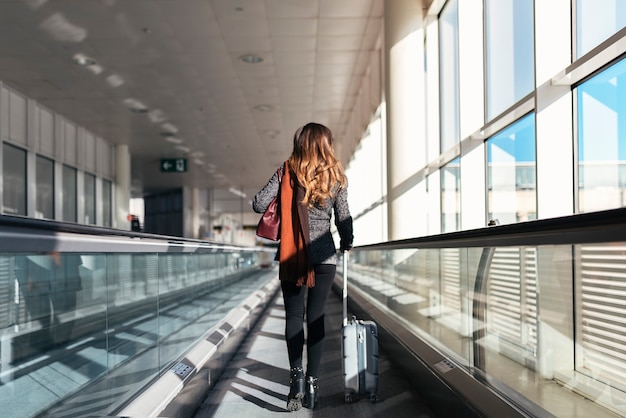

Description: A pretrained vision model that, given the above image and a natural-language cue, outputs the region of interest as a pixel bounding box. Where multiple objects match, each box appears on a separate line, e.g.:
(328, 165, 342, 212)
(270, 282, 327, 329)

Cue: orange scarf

(279, 162, 315, 287)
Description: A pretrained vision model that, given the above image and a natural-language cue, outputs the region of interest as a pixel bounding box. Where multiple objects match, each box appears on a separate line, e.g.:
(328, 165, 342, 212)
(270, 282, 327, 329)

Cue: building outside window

(577, 57, 626, 213)
(487, 113, 537, 224)
(439, 0, 460, 153)
(2, 143, 27, 215)
(36, 155, 54, 219)
(485, 0, 534, 120)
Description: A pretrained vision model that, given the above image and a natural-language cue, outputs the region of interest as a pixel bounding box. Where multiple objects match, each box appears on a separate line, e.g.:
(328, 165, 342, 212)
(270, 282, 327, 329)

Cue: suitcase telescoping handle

(342, 250, 349, 327)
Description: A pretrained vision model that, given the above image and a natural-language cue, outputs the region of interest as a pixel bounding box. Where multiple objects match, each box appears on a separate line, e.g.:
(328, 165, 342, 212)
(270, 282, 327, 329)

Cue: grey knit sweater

(252, 166, 353, 265)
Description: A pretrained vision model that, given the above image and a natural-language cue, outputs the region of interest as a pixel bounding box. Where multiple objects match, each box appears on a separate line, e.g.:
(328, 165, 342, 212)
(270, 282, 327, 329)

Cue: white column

(535, 0, 574, 219)
(458, 0, 486, 230)
(534, 0, 575, 381)
(384, 0, 425, 240)
(115, 144, 131, 230)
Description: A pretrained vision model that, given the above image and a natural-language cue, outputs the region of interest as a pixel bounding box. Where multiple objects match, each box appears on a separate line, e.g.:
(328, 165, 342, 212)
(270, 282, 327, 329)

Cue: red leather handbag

(256, 168, 282, 240)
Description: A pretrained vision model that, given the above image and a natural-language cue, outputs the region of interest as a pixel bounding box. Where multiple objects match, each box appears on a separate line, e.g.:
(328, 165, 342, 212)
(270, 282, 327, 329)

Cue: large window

(36, 155, 54, 219)
(441, 157, 461, 233)
(439, 0, 460, 152)
(84, 173, 96, 224)
(2, 143, 27, 215)
(62, 165, 77, 222)
(576, 0, 626, 58)
(102, 179, 112, 227)
(485, 0, 534, 120)
(487, 114, 537, 224)
(577, 58, 626, 213)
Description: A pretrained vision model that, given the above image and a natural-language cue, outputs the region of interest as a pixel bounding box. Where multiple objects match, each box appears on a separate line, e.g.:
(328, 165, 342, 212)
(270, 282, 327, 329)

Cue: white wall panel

(38, 106, 54, 156)
(84, 130, 96, 173)
(535, 0, 571, 86)
(460, 143, 486, 229)
(0, 85, 7, 141)
(536, 89, 574, 218)
(54, 114, 64, 159)
(96, 137, 112, 178)
(458, 0, 484, 140)
(27, 99, 37, 149)
(64, 121, 77, 165)
(8, 89, 26, 145)
(425, 16, 440, 163)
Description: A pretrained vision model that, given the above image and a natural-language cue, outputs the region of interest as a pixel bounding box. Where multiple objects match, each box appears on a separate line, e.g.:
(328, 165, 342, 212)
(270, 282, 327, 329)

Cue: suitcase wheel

(345, 394, 354, 404)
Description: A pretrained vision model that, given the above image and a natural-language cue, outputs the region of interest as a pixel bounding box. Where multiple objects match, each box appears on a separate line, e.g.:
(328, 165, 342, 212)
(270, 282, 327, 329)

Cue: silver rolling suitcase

(341, 251, 379, 403)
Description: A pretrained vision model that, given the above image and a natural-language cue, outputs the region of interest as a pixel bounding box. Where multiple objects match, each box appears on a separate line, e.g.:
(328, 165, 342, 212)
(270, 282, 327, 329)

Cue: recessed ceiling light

(239, 54, 263, 64)
(123, 98, 148, 113)
(73, 53, 96, 67)
(161, 123, 178, 134)
(106, 74, 125, 88)
(254, 104, 273, 112)
(148, 109, 167, 123)
(165, 136, 184, 144)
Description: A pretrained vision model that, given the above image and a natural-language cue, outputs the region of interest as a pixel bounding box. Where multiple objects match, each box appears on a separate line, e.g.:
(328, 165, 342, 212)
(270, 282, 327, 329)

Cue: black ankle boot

(304, 375, 319, 409)
(286, 366, 305, 411)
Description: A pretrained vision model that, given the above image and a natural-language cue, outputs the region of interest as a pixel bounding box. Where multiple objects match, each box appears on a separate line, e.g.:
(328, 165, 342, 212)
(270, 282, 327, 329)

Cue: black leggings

(281, 264, 336, 377)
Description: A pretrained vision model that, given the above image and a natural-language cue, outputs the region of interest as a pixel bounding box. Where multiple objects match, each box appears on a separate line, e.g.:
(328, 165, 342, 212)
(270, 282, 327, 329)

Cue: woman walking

(252, 122, 353, 411)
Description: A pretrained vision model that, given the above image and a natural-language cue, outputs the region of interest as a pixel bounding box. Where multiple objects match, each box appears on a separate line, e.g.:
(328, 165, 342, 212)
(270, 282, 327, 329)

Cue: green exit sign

(160, 158, 187, 173)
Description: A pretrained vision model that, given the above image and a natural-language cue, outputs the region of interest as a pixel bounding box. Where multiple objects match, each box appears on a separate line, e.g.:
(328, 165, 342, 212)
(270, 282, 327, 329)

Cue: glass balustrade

(0, 221, 275, 417)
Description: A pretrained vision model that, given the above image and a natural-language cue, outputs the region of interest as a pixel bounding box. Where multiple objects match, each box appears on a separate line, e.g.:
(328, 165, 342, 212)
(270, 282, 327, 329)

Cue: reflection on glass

(36, 155, 55, 219)
(12, 253, 86, 356)
(62, 165, 77, 222)
(102, 179, 112, 227)
(481, 246, 538, 376)
(0, 246, 265, 417)
(2, 143, 27, 215)
(439, 0, 460, 152)
(577, 57, 626, 213)
(575, 243, 626, 396)
(485, 0, 534, 120)
(441, 157, 460, 232)
(487, 113, 536, 224)
(576, 0, 626, 58)
(350, 241, 626, 416)
(84, 173, 96, 224)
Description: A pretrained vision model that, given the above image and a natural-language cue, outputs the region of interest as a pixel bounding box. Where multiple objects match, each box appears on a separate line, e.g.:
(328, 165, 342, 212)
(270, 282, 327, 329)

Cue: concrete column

(115, 144, 131, 230)
(384, 0, 425, 240)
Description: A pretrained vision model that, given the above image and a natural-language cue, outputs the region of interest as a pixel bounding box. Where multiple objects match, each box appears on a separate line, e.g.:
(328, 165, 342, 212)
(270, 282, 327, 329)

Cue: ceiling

(0, 0, 390, 211)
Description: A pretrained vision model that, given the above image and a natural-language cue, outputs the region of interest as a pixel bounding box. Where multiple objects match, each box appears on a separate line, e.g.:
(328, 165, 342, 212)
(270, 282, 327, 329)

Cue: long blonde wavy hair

(287, 122, 347, 207)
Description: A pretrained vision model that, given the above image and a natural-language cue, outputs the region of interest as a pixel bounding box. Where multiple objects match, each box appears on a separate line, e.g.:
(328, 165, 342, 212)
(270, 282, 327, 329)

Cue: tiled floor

(194, 286, 437, 418)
